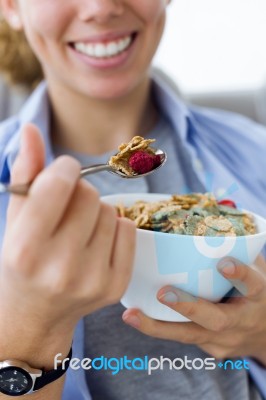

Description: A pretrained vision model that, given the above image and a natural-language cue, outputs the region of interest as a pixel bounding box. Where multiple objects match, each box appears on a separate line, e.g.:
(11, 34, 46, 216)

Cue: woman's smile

(68, 31, 138, 70)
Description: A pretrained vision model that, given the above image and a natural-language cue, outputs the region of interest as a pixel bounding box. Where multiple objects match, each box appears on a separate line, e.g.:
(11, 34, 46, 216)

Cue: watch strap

(33, 347, 72, 391)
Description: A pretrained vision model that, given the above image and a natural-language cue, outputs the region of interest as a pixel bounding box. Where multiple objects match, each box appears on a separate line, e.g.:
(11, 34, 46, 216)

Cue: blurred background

(1, 0, 266, 125)
(153, 0, 266, 125)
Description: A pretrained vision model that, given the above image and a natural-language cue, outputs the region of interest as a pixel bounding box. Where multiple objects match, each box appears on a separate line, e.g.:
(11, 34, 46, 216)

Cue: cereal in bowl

(116, 193, 257, 237)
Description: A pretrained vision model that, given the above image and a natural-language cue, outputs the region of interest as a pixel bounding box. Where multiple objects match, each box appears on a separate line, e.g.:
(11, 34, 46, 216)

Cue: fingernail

(159, 290, 179, 304)
(123, 314, 140, 329)
(217, 259, 236, 275)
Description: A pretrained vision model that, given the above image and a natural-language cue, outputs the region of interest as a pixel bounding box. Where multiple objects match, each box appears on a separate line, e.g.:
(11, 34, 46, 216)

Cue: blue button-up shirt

(1, 72, 266, 399)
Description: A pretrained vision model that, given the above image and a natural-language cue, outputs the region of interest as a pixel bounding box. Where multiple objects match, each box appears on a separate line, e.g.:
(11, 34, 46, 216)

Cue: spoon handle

(0, 182, 31, 196)
(80, 163, 111, 177)
(0, 164, 111, 196)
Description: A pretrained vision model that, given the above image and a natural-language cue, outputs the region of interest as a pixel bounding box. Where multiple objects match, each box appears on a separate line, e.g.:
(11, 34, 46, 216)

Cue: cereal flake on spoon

(109, 136, 161, 176)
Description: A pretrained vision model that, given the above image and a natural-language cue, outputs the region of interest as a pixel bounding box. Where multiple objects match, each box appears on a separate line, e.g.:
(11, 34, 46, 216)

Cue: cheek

(133, 0, 166, 25)
(20, 0, 71, 41)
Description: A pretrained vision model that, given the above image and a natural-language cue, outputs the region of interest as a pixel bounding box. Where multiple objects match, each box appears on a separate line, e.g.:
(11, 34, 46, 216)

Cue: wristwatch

(0, 347, 72, 397)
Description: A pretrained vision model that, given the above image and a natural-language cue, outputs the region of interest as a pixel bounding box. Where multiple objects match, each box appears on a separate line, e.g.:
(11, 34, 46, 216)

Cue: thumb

(11, 123, 45, 185)
(7, 123, 46, 223)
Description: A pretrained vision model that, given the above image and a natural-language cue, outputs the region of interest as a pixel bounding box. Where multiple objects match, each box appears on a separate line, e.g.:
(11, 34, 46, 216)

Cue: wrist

(0, 319, 75, 370)
(0, 338, 73, 397)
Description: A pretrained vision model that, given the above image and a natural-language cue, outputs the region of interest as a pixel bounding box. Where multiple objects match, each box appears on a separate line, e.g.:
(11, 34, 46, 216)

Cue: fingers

(111, 217, 136, 269)
(140, 256, 266, 333)
(157, 287, 238, 332)
(11, 156, 81, 243)
(79, 214, 136, 306)
(85, 202, 118, 263)
(217, 257, 265, 301)
(122, 309, 211, 345)
(7, 124, 45, 223)
(253, 253, 266, 275)
(108, 217, 136, 299)
(54, 180, 101, 248)
(121, 257, 266, 354)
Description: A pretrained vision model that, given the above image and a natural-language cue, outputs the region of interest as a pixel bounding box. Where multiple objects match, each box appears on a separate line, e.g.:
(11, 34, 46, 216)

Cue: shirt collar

(5, 81, 54, 174)
(151, 68, 190, 142)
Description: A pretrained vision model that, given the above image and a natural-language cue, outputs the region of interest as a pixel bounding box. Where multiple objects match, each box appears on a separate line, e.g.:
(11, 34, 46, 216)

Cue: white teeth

(85, 43, 94, 56)
(124, 36, 131, 47)
(118, 39, 124, 52)
(75, 42, 86, 52)
(94, 43, 106, 57)
(74, 35, 133, 58)
(106, 42, 118, 57)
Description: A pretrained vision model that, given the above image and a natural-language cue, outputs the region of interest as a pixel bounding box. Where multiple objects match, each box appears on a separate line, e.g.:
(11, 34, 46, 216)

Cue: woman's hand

(122, 255, 266, 366)
(0, 123, 136, 365)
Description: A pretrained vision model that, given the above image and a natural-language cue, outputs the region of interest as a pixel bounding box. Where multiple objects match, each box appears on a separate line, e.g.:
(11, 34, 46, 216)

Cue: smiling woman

(0, 1, 266, 400)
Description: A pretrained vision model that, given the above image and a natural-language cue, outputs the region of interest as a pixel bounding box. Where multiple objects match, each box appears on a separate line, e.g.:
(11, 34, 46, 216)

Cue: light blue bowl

(102, 193, 266, 321)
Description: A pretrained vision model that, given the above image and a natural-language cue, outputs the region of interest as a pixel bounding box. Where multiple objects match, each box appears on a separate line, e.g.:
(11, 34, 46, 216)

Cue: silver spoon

(0, 148, 167, 196)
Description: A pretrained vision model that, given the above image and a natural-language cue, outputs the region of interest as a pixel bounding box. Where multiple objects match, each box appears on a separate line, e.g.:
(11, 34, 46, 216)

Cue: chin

(79, 74, 145, 101)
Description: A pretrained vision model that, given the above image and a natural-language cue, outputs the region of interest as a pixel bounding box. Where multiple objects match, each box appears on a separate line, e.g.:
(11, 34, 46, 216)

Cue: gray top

(53, 114, 262, 400)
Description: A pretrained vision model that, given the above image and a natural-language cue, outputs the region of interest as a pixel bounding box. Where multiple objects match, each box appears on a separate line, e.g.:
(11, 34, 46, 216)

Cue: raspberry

(217, 199, 237, 208)
(129, 151, 157, 174)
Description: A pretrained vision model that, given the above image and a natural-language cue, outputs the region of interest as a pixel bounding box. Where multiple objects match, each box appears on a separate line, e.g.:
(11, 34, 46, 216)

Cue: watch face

(0, 367, 33, 396)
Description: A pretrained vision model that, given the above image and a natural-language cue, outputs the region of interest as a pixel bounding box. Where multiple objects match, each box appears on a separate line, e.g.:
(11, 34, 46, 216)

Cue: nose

(78, 0, 124, 24)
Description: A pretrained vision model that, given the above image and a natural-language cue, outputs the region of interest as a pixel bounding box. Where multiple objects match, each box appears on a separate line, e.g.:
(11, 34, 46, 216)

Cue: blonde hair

(0, 18, 43, 88)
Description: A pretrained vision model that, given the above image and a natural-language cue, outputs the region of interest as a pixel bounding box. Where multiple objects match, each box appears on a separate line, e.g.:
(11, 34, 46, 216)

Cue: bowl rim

(101, 193, 266, 239)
